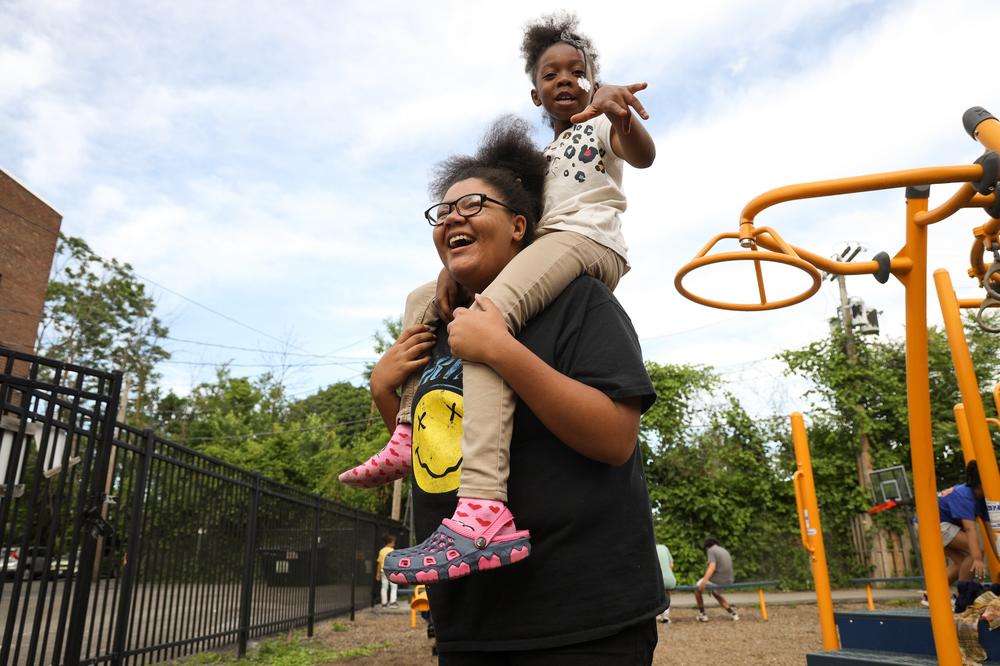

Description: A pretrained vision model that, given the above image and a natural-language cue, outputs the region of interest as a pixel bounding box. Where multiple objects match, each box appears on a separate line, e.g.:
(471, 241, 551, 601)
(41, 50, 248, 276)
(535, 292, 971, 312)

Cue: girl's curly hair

(520, 11, 600, 82)
(429, 115, 547, 243)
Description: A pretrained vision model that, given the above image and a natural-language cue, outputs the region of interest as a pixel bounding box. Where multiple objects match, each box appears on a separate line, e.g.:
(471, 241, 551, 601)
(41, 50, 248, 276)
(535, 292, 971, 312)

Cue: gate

(0, 348, 406, 665)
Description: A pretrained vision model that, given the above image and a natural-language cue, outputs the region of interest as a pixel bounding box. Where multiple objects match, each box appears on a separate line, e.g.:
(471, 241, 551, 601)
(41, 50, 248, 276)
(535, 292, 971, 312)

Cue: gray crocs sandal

(384, 507, 530, 585)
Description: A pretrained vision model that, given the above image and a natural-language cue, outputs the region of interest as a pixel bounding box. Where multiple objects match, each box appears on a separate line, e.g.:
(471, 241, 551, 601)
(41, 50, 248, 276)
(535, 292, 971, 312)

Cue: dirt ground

(308, 602, 899, 665)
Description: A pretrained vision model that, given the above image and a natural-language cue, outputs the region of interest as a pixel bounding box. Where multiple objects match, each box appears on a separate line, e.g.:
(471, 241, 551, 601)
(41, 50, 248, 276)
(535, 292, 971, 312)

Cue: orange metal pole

(935, 270, 1000, 568)
(903, 194, 961, 665)
(994, 384, 1000, 415)
(758, 588, 768, 621)
(955, 405, 977, 462)
(865, 583, 875, 611)
(739, 165, 982, 226)
(790, 412, 838, 650)
(969, 115, 1000, 153)
(952, 404, 1000, 581)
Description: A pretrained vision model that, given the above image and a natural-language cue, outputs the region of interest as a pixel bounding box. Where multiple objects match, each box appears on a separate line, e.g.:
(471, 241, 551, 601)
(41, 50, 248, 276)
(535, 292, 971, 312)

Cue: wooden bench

(846, 576, 924, 610)
(673, 580, 779, 620)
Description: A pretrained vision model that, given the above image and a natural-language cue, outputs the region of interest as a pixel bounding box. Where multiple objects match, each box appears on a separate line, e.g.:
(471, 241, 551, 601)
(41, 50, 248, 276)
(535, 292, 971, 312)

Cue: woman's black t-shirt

(409, 276, 665, 652)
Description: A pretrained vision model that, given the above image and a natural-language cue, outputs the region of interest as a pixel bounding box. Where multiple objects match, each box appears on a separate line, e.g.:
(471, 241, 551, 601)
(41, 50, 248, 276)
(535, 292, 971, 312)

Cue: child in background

(936, 461, 999, 584)
(341, 12, 656, 582)
(376, 533, 398, 608)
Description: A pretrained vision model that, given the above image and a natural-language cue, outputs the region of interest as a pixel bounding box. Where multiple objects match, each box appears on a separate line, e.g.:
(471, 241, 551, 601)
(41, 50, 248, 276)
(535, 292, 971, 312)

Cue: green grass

(179, 637, 391, 665)
(329, 621, 349, 633)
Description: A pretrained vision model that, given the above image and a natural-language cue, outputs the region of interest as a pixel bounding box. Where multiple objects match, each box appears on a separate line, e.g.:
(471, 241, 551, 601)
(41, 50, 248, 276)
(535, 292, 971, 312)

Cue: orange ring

(675, 251, 822, 311)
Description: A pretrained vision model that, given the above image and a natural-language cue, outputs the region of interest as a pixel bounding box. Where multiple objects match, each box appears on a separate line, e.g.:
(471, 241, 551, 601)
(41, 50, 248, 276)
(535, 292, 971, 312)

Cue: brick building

(0, 168, 62, 354)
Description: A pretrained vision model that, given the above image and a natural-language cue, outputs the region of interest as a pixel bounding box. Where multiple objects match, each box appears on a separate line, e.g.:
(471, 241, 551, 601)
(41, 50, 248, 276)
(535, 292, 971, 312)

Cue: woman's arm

(448, 295, 641, 465)
(369, 324, 437, 431)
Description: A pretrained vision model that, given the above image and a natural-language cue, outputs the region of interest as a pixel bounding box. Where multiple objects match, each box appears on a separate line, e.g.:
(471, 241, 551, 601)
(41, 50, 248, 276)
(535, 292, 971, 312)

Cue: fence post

(307, 497, 319, 637)
(237, 473, 262, 658)
(110, 429, 155, 665)
(349, 514, 359, 621)
(64, 370, 123, 666)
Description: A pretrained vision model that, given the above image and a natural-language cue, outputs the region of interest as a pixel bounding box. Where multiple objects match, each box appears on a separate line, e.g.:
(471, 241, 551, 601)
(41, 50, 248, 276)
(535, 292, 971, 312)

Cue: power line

(640, 315, 743, 342)
(164, 335, 376, 360)
(175, 415, 381, 444)
(132, 270, 321, 356)
(0, 202, 60, 239)
(160, 359, 371, 369)
(0, 307, 39, 318)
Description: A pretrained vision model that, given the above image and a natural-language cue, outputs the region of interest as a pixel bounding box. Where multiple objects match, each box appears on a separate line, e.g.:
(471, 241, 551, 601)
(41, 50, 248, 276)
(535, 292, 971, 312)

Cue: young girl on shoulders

(341, 12, 656, 583)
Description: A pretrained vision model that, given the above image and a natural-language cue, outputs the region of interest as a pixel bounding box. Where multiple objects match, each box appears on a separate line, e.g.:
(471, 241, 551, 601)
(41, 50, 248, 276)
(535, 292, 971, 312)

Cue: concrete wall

(0, 169, 62, 354)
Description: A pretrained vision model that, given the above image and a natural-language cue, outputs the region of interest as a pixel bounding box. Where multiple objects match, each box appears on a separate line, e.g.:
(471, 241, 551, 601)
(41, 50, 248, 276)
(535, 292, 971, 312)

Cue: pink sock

(338, 423, 412, 488)
(450, 497, 518, 538)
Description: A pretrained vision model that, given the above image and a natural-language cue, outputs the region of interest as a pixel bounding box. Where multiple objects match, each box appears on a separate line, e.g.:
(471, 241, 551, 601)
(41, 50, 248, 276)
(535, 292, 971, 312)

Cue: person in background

(376, 533, 399, 608)
(695, 537, 739, 622)
(656, 543, 676, 624)
(937, 461, 1000, 584)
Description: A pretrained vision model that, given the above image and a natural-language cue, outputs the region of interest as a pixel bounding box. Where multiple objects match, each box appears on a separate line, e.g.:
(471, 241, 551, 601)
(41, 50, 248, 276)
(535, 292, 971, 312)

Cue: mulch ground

(306, 601, 914, 665)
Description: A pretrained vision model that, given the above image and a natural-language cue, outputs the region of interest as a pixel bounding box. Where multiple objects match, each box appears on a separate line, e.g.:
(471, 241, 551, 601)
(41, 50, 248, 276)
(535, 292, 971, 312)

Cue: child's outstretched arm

(570, 82, 655, 169)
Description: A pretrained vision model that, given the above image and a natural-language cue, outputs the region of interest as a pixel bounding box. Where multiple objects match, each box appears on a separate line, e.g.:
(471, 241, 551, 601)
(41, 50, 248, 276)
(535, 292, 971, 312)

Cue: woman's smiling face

(432, 177, 527, 295)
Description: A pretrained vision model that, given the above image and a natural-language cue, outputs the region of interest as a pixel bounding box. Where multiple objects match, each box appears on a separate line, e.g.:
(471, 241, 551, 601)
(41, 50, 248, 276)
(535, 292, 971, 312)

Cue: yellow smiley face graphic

(412, 389, 464, 494)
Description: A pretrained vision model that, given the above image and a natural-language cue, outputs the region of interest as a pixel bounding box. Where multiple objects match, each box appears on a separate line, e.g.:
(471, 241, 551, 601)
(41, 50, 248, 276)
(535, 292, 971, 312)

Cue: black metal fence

(0, 348, 407, 665)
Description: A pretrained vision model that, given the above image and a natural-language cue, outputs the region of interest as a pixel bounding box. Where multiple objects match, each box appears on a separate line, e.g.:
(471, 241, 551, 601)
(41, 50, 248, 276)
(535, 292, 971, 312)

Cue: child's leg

(339, 282, 438, 489)
(383, 232, 624, 584)
(460, 231, 625, 501)
(396, 282, 440, 423)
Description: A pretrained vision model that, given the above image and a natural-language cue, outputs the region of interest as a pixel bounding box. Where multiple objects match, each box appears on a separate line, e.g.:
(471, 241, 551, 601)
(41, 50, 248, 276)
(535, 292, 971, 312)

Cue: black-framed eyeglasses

(424, 193, 519, 226)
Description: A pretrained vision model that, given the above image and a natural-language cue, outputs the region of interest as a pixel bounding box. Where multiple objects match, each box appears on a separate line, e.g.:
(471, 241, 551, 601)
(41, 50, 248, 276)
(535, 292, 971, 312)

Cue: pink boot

(338, 424, 412, 488)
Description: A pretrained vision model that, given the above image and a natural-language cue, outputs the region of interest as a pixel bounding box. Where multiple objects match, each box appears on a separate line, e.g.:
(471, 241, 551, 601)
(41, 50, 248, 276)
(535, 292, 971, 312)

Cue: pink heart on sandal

(448, 562, 471, 578)
(415, 569, 439, 583)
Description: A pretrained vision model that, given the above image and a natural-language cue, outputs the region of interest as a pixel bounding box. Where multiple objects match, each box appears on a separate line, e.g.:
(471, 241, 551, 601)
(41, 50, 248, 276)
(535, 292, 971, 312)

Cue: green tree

(639, 362, 802, 584)
(778, 316, 1000, 578)
(39, 233, 169, 423)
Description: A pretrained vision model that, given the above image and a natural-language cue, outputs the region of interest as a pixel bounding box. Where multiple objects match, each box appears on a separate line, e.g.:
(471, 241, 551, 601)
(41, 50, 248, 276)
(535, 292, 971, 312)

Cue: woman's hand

(370, 324, 437, 397)
(435, 267, 469, 322)
(972, 558, 987, 580)
(447, 294, 510, 365)
(570, 82, 649, 126)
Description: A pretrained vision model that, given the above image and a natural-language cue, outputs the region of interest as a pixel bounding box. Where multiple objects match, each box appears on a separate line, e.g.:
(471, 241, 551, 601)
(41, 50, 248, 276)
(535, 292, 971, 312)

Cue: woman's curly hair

(520, 11, 600, 82)
(429, 115, 547, 243)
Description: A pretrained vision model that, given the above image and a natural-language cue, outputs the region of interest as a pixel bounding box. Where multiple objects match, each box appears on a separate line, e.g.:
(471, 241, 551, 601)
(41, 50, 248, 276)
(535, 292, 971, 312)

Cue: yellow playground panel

(409, 584, 429, 629)
(676, 106, 1000, 666)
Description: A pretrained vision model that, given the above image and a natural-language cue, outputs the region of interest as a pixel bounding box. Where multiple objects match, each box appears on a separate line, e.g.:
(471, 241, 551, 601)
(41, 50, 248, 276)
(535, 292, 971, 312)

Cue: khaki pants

(397, 230, 626, 501)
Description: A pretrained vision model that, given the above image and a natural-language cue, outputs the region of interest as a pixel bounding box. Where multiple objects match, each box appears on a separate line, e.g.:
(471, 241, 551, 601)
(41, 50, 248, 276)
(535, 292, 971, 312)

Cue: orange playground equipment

(676, 107, 1000, 666)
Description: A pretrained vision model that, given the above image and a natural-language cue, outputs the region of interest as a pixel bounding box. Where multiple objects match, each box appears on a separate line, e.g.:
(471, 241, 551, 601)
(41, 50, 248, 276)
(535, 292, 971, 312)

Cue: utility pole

(829, 246, 902, 577)
(835, 274, 875, 498)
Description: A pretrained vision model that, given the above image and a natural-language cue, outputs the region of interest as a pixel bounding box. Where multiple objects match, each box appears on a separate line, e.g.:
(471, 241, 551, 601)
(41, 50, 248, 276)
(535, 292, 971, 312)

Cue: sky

(2, 0, 999, 420)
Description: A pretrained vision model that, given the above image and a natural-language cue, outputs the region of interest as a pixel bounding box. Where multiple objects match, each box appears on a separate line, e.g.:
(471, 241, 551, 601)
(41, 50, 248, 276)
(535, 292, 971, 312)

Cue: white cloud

(3, 0, 999, 405)
(0, 34, 56, 106)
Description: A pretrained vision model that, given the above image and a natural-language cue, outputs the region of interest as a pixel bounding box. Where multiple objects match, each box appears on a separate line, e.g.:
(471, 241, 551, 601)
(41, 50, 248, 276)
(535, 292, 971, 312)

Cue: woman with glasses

(339, 15, 656, 587)
(361, 116, 663, 662)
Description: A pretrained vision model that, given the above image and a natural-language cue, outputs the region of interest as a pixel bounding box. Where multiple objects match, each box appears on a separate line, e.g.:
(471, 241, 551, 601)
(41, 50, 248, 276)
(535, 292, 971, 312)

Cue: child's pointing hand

(570, 82, 650, 127)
